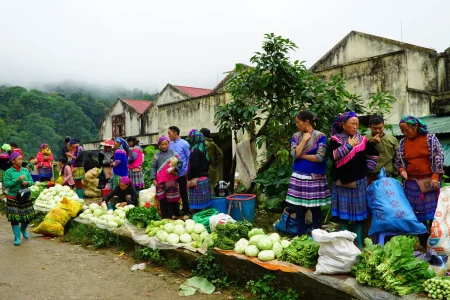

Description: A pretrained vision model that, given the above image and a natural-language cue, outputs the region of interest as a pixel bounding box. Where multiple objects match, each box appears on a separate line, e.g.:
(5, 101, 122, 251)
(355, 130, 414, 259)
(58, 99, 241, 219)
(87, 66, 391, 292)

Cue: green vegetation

(192, 249, 230, 289)
(61, 222, 124, 249)
(246, 274, 299, 300)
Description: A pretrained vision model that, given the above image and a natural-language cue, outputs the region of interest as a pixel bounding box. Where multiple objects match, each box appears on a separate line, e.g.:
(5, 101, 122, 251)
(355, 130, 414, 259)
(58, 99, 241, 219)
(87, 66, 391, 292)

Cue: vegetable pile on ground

(423, 277, 450, 299)
(212, 221, 253, 250)
(278, 235, 319, 268)
(30, 182, 47, 200)
(78, 203, 132, 228)
(351, 236, 436, 296)
(146, 218, 213, 248)
(34, 184, 83, 209)
(231, 227, 292, 262)
(126, 206, 161, 228)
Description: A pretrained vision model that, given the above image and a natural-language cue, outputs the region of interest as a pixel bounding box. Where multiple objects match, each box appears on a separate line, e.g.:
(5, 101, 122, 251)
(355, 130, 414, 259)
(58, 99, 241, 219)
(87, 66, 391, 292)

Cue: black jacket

(84, 158, 100, 173)
(187, 150, 210, 180)
(104, 185, 137, 206)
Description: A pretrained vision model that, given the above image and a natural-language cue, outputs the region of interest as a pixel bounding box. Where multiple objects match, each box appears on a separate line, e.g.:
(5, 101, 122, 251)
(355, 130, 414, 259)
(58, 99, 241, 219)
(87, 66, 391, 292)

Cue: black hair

(10, 143, 18, 148)
(369, 115, 384, 125)
(58, 157, 70, 173)
(200, 128, 211, 138)
(296, 111, 318, 126)
(127, 136, 140, 145)
(169, 126, 180, 135)
(88, 152, 94, 158)
(64, 136, 71, 143)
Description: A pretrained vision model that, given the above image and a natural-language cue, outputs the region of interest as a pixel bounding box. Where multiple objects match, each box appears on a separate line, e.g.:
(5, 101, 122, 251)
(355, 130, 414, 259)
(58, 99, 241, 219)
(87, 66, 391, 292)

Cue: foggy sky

(1, 0, 449, 92)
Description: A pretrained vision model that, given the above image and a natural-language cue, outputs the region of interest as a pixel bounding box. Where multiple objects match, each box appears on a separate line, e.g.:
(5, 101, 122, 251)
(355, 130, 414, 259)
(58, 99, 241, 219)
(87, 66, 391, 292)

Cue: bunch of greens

(351, 236, 436, 296)
(278, 235, 320, 268)
(126, 206, 161, 228)
(212, 221, 253, 250)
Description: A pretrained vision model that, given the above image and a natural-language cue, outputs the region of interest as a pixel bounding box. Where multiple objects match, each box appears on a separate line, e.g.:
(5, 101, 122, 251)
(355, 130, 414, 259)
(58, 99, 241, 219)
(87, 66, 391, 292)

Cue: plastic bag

(274, 207, 298, 235)
(139, 186, 156, 207)
(193, 208, 219, 233)
(428, 186, 450, 255)
(312, 229, 361, 275)
(85, 168, 101, 181)
(209, 213, 234, 232)
(33, 207, 71, 237)
(84, 189, 101, 198)
(367, 168, 427, 236)
(56, 196, 83, 217)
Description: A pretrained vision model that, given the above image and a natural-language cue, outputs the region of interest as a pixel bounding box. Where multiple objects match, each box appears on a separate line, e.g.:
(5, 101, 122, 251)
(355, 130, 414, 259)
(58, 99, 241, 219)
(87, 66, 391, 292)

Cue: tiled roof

(121, 99, 152, 114)
(173, 85, 212, 97)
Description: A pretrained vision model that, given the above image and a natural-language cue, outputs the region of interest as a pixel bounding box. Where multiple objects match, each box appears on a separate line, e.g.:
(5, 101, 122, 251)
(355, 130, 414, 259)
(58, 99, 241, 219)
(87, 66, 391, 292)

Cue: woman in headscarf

(395, 115, 444, 248)
(110, 138, 130, 190)
(187, 129, 211, 212)
(327, 111, 379, 249)
(127, 136, 145, 192)
(286, 111, 331, 236)
(103, 176, 137, 209)
(98, 139, 114, 188)
(67, 138, 85, 198)
(150, 136, 183, 219)
(36, 143, 54, 182)
(0, 144, 12, 189)
(3, 151, 35, 246)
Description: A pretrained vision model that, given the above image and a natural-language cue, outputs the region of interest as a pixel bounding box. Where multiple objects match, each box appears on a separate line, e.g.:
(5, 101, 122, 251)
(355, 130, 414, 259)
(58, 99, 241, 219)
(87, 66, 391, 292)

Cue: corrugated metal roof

(174, 85, 212, 97)
(390, 115, 450, 136)
(441, 144, 450, 167)
(121, 99, 152, 114)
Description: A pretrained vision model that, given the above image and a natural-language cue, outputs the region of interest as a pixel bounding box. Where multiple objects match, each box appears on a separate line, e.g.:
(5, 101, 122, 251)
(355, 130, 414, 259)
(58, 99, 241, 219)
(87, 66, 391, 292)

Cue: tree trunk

(229, 153, 237, 194)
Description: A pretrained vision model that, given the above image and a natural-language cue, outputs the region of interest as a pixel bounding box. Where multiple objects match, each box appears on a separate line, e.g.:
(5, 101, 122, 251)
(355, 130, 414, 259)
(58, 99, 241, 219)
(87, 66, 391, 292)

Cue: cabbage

(200, 231, 209, 239)
(101, 202, 108, 211)
(167, 233, 180, 244)
(272, 242, 283, 257)
(89, 203, 100, 211)
(249, 234, 266, 246)
(84, 209, 92, 215)
(93, 209, 105, 217)
(245, 245, 260, 257)
(180, 233, 192, 243)
(106, 210, 114, 215)
(258, 250, 275, 261)
(201, 236, 214, 248)
(269, 233, 281, 244)
(281, 240, 291, 249)
(234, 238, 249, 254)
(185, 219, 195, 227)
(163, 223, 175, 233)
(191, 233, 200, 241)
(185, 224, 195, 234)
(173, 224, 185, 236)
(156, 230, 169, 242)
(248, 228, 265, 238)
(82, 214, 93, 220)
(194, 223, 206, 234)
(174, 219, 185, 226)
(107, 221, 118, 228)
(257, 237, 273, 251)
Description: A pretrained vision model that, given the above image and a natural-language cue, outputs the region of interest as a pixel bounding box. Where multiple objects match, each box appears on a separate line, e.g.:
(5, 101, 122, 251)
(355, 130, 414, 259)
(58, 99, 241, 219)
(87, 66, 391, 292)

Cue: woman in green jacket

(4, 151, 35, 246)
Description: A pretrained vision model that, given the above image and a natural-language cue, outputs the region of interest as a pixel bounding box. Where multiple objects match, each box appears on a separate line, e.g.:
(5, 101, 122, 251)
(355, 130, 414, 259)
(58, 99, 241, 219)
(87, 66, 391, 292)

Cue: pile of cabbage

(233, 228, 291, 261)
(34, 185, 83, 209)
(146, 219, 212, 248)
(78, 203, 133, 228)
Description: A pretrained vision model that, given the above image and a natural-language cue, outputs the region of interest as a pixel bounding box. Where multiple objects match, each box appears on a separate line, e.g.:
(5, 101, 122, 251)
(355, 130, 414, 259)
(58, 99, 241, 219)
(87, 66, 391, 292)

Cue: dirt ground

(0, 217, 229, 300)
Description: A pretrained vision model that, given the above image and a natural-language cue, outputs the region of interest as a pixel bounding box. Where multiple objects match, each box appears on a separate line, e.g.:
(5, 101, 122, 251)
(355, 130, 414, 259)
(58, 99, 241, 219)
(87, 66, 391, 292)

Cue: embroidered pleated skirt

(286, 172, 331, 207)
(404, 180, 439, 222)
(331, 177, 368, 221)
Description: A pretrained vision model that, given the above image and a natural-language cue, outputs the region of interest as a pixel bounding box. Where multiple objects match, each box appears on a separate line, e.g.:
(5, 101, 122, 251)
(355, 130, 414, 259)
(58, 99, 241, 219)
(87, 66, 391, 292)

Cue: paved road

(0, 217, 226, 300)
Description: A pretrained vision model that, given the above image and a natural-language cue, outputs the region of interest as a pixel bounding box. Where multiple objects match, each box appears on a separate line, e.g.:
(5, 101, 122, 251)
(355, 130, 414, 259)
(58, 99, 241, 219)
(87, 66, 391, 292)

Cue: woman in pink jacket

(58, 158, 75, 188)
(127, 137, 144, 192)
(36, 143, 54, 182)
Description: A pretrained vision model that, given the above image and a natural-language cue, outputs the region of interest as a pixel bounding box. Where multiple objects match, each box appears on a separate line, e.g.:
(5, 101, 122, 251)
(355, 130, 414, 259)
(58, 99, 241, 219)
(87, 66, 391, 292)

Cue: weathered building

(311, 31, 450, 123)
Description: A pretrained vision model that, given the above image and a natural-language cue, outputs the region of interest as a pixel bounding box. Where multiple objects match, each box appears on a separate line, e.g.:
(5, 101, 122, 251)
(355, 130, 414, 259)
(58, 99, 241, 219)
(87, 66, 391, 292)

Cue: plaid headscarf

(158, 135, 170, 145)
(187, 129, 209, 161)
(9, 151, 21, 162)
(115, 137, 130, 154)
(399, 115, 428, 134)
(332, 111, 358, 135)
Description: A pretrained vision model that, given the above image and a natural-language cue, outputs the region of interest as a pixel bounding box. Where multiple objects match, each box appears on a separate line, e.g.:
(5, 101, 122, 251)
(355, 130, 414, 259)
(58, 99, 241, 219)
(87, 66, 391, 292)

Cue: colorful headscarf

(115, 137, 130, 154)
(399, 115, 428, 134)
(332, 111, 358, 135)
(1, 144, 11, 152)
(187, 129, 209, 161)
(158, 135, 170, 145)
(120, 176, 132, 185)
(69, 138, 79, 146)
(9, 151, 21, 162)
(40, 143, 48, 150)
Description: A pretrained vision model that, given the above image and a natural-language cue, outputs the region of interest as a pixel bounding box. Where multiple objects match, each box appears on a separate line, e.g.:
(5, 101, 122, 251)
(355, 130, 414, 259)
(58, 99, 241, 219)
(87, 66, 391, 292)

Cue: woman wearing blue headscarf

(110, 138, 130, 191)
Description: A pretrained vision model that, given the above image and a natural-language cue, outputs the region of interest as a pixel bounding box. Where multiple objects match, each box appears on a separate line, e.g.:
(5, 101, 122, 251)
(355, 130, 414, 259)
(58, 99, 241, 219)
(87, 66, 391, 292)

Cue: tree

(214, 33, 394, 204)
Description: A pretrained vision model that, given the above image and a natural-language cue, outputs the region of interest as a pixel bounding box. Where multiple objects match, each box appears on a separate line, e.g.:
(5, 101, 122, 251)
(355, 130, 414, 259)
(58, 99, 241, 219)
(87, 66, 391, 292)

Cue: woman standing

(186, 130, 212, 212)
(150, 136, 183, 219)
(395, 115, 444, 247)
(4, 151, 35, 246)
(36, 143, 54, 182)
(110, 138, 130, 190)
(127, 136, 145, 192)
(67, 138, 85, 198)
(328, 111, 378, 249)
(98, 139, 114, 188)
(286, 111, 331, 236)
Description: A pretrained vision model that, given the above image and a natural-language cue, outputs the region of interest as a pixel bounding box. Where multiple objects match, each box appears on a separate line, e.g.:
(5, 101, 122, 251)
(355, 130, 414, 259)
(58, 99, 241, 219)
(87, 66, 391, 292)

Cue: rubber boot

(20, 222, 29, 239)
(76, 188, 84, 199)
(12, 225, 21, 246)
(107, 202, 114, 210)
(339, 222, 349, 231)
(354, 223, 364, 249)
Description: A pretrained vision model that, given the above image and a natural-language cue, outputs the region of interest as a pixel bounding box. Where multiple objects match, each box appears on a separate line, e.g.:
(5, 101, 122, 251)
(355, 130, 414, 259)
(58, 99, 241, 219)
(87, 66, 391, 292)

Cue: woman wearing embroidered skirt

(286, 111, 331, 236)
(328, 111, 378, 249)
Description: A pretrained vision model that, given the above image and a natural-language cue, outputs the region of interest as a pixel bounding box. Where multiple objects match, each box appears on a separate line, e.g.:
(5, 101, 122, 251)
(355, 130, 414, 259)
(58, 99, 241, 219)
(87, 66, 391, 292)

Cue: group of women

(287, 110, 444, 249)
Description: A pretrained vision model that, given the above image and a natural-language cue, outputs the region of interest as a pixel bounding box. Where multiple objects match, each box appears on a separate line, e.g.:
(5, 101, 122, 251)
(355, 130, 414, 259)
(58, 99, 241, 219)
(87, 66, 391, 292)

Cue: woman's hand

(18, 175, 25, 181)
(302, 132, 311, 143)
(431, 180, 440, 189)
(348, 136, 360, 147)
(21, 181, 28, 187)
(153, 180, 158, 186)
(118, 202, 127, 208)
(400, 171, 408, 180)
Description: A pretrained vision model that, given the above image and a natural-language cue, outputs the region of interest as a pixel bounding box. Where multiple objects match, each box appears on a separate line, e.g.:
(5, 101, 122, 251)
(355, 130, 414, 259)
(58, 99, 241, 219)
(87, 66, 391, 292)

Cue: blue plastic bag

(367, 168, 427, 236)
(274, 207, 312, 235)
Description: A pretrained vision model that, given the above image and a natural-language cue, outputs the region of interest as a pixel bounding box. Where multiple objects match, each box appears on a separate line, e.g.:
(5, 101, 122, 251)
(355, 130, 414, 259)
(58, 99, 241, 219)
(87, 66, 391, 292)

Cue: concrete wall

(156, 85, 187, 106)
(406, 51, 437, 91)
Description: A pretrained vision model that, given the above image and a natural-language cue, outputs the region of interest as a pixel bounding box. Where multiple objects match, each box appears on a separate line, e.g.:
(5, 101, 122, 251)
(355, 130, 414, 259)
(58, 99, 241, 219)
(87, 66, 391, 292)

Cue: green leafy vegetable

(126, 206, 161, 228)
(278, 235, 319, 268)
(212, 221, 253, 250)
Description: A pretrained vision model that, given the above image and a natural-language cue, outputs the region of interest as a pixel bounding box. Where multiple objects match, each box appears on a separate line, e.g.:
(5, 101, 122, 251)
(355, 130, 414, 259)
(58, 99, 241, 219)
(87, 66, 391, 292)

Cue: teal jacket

(3, 167, 34, 197)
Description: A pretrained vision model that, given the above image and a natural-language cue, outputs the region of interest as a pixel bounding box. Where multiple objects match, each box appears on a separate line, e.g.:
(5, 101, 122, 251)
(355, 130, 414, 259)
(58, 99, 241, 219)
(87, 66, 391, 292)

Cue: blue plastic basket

(210, 197, 228, 214)
(226, 194, 256, 222)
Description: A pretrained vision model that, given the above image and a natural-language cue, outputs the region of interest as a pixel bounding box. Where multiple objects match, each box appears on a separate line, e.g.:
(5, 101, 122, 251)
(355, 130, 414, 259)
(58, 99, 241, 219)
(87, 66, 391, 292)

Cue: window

(112, 113, 125, 138)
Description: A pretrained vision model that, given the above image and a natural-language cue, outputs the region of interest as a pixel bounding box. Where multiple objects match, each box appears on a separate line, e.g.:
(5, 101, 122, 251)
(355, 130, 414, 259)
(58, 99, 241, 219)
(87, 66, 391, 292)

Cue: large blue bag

(367, 168, 427, 236)
(274, 207, 312, 235)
